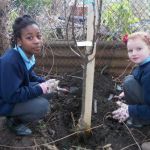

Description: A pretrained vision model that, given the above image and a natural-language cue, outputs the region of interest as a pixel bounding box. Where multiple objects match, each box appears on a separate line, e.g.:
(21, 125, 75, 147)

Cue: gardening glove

(112, 101, 129, 122)
(39, 79, 59, 94)
(46, 79, 59, 93)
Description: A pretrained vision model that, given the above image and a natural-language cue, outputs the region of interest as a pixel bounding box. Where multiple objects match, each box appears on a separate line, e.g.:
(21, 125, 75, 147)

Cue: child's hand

(112, 101, 129, 122)
(39, 79, 59, 94)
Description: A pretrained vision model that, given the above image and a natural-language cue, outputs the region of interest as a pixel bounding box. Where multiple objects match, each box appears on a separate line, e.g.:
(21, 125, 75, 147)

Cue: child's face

(127, 37, 150, 64)
(17, 24, 43, 57)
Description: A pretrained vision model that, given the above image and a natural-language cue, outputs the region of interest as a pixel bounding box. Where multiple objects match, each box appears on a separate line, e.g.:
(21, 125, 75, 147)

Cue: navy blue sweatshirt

(0, 49, 45, 115)
(129, 61, 150, 121)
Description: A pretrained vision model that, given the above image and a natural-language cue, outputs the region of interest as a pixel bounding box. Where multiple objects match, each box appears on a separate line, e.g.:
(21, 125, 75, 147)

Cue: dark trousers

(8, 82, 51, 123)
(123, 75, 144, 105)
(9, 96, 50, 123)
(122, 75, 150, 124)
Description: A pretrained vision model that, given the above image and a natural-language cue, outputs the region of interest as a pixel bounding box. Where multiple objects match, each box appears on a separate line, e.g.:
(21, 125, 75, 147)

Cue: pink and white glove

(39, 79, 59, 94)
(112, 101, 129, 122)
(46, 79, 59, 93)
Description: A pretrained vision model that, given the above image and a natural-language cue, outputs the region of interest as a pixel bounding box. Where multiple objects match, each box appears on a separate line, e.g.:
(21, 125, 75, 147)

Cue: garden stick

(78, 0, 100, 131)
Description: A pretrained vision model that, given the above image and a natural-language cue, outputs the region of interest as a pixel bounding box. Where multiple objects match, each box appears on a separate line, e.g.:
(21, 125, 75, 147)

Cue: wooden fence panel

(36, 41, 133, 77)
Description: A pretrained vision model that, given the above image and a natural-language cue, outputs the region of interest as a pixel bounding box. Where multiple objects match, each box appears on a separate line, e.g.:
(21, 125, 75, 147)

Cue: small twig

(66, 74, 83, 80)
(72, 145, 92, 150)
(120, 143, 137, 150)
(71, 112, 76, 128)
(122, 122, 142, 150)
(102, 112, 112, 125)
(113, 62, 133, 82)
(67, 69, 83, 76)
(100, 65, 108, 75)
(33, 138, 41, 150)
(94, 99, 97, 113)
(142, 139, 150, 143)
(131, 128, 147, 142)
(45, 111, 57, 124)
(42, 144, 58, 150)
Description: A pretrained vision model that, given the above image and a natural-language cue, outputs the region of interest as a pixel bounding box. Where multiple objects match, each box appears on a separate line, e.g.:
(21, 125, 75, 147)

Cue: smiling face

(127, 37, 150, 64)
(17, 24, 43, 57)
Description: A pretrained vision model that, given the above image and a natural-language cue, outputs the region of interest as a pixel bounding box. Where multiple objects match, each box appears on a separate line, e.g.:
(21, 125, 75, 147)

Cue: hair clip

(122, 34, 128, 44)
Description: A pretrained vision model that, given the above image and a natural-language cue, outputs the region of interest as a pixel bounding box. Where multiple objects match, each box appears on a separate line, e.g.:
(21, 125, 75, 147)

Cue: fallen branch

(0, 124, 103, 149)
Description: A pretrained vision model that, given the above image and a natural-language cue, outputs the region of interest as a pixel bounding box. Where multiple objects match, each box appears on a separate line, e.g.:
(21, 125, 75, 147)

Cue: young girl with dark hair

(0, 15, 59, 136)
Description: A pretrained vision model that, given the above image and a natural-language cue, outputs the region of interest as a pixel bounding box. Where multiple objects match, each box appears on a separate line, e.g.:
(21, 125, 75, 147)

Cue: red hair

(128, 32, 150, 46)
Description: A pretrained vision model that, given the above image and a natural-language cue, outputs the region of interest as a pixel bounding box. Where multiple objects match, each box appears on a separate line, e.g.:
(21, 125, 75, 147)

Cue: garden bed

(0, 71, 150, 150)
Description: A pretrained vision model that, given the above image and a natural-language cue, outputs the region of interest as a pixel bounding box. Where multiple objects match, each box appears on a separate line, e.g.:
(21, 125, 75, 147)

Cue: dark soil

(0, 71, 150, 150)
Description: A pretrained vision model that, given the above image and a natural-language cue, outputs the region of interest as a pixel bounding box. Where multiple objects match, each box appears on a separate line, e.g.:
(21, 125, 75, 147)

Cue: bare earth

(0, 71, 150, 150)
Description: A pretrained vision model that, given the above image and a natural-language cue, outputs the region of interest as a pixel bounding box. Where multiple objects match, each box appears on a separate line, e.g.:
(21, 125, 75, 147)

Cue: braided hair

(10, 15, 38, 48)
